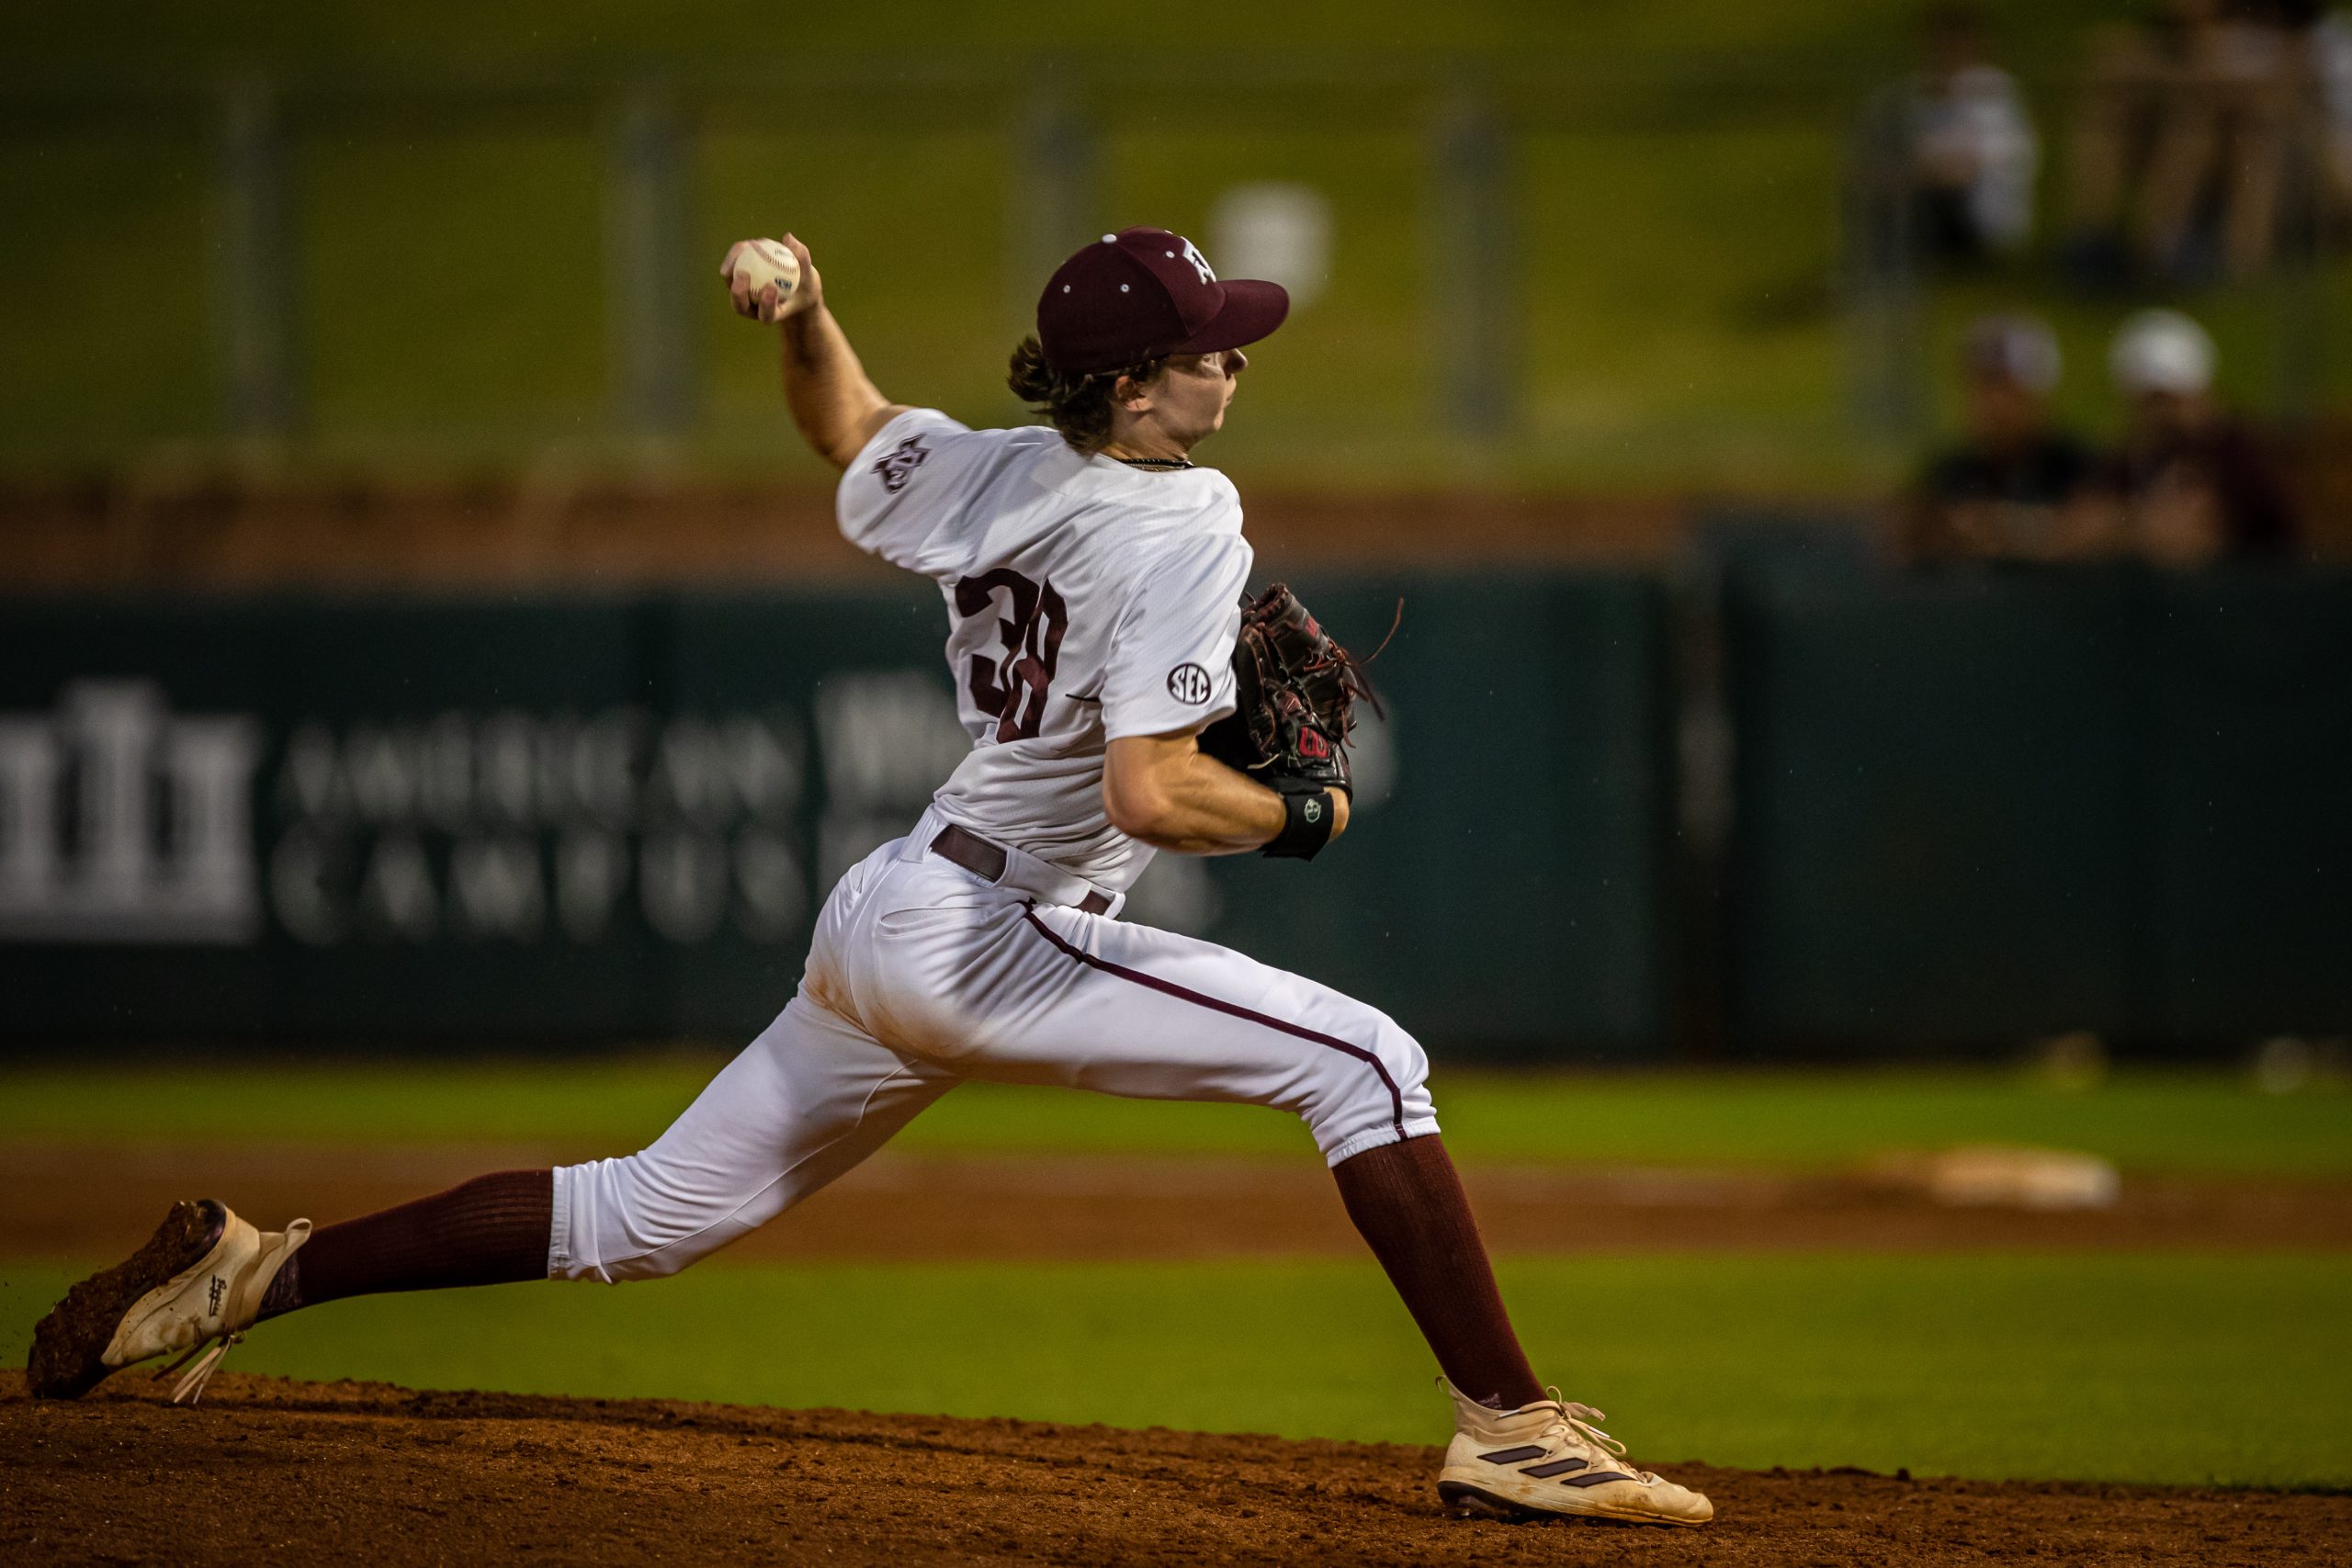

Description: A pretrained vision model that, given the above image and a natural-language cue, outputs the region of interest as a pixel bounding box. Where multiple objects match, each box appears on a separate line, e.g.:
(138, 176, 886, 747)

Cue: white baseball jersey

(836, 407, 1252, 893)
(550, 409, 1440, 1289)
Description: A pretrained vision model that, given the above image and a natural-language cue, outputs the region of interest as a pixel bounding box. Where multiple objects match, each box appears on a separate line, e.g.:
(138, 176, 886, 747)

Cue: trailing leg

(1329, 1134, 1541, 1409)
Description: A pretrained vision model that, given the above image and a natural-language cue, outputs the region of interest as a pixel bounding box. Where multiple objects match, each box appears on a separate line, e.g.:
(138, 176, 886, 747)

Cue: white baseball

(727, 239, 800, 313)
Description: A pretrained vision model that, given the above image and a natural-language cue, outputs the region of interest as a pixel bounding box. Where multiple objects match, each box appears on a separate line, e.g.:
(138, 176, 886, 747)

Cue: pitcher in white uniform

(27, 226, 1711, 1529)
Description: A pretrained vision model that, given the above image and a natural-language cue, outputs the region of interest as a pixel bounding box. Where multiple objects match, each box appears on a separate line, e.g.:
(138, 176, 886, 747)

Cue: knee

(1297, 1009, 1439, 1167)
(1374, 1015, 1437, 1127)
(1382, 1017, 1431, 1099)
(1349, 1005, 1430, 1093)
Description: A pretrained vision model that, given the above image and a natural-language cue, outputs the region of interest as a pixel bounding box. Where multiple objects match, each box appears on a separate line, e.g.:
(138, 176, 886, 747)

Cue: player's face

(1151, 349, 1248, 443)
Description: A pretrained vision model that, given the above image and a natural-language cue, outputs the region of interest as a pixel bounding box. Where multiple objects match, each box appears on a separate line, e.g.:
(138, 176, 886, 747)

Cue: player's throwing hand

(719, 233, 819, 324)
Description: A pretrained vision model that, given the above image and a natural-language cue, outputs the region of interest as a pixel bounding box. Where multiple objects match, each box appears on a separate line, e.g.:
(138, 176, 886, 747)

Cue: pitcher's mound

(2, 1372, 2341, 1564)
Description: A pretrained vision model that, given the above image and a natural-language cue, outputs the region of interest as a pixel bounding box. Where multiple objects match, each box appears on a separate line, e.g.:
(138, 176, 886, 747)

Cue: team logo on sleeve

(874, 435, 930, 494)
(1167, 663, 1212, 705)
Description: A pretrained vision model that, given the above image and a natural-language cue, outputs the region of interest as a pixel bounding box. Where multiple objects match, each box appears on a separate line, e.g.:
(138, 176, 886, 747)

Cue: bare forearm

(1106, 731, 1351, 855)
(1121, 750, 1287, 854)
(778, 305, 899, 468)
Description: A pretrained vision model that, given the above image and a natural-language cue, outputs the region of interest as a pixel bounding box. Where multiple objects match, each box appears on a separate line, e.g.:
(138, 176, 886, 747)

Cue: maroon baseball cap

(1035, 227, 1290, 374)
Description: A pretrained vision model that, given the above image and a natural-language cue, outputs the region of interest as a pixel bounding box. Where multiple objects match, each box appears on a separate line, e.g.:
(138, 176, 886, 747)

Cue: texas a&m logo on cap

(1035, 226, 1288, 374)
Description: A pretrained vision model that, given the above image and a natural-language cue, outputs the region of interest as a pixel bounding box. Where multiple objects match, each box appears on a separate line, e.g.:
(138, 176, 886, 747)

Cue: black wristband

(1262, 788, 1337, 861)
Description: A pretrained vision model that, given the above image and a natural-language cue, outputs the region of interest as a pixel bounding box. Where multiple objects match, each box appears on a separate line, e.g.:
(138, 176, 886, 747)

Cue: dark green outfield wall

(1725, 564, 2352, 1054)
(0, 577, 1671, 1055)
(1, 567, 2343, 1057)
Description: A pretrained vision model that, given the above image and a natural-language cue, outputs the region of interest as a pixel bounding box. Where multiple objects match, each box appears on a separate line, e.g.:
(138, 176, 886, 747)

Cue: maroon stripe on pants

(1018, 904, 1407, 1141)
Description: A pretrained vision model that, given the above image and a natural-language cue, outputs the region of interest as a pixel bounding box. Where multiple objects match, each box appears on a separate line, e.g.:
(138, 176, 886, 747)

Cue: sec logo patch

(1167, 662, 1212, 705)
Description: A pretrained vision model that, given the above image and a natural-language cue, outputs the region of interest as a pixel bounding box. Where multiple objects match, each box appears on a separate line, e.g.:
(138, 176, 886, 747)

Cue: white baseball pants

(550, 808, 1439, 1283)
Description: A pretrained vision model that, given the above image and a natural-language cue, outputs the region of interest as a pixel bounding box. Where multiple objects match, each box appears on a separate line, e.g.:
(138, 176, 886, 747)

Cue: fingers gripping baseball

(720, 233, 819, 324)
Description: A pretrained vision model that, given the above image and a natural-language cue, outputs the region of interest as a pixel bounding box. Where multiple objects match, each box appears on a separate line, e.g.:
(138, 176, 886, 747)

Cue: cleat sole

(1439, 1478, 1711, 1529)
(25, 1199, 225, 1401)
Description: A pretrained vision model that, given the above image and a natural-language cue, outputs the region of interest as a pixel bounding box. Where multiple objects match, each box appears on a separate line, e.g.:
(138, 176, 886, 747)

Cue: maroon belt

(930, 824, 1114, 916)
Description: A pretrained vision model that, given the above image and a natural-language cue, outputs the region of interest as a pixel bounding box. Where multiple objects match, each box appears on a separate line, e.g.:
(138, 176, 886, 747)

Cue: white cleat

(27, 1198, 310, 1404)
(1435, 1376, 1714, 1527)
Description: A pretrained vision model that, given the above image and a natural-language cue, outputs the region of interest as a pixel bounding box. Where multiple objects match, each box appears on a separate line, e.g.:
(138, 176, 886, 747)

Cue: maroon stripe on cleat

(1560, 1471, 1636, 1487)
(1475, 1446, 1548, 1466)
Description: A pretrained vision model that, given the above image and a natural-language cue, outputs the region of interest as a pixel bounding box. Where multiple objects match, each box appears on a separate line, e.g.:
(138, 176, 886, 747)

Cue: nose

(1227, 348, 1248, 376)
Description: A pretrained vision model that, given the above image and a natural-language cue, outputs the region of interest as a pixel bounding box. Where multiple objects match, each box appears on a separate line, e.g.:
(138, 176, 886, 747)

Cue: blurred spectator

(1905, 6, 2041, 263)
(2312, 8, 2352, 212)
(1851, 6, 2036, 275)
(2064, 0, 2313, 285)
(1905, 315, 2098, 564)
(2099, 308, 2301, 564)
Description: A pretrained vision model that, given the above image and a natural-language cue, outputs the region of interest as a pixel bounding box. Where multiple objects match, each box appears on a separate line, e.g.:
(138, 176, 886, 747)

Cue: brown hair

(1006, 336, 1169, 453)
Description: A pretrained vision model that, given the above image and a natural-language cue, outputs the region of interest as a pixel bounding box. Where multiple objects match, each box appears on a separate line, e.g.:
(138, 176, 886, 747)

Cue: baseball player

(28, 226, 1710, 1529)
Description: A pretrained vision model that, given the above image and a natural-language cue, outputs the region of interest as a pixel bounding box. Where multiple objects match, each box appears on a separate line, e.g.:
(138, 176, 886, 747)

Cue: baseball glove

(1197, 583, 1384, 796)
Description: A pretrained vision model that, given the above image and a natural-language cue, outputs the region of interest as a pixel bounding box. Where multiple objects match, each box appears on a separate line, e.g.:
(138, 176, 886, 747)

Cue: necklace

(1112, 455, 1193, 471)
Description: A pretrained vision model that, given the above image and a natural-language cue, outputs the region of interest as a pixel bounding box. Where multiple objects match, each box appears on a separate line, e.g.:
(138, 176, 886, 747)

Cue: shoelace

(1534, 1390, 1660, 1483)
(154, 1330, 243, 1406)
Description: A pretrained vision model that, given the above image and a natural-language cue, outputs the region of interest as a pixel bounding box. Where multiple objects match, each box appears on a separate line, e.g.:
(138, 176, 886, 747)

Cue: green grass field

(9, 0, 2351, 489)
(5, 1060, 2348, 1487)
(3, 1253, 2345, 1488)
(5, 1059, 2346, 1174)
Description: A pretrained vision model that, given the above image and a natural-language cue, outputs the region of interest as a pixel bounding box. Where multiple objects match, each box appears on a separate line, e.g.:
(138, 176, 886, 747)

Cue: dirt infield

(6, 1143, 2350, 1261)
(3, 1371, 2344, 1566)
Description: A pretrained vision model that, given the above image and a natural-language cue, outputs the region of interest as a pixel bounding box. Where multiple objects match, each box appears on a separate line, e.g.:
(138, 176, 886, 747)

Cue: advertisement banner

(0, 578, 1674, 1056)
